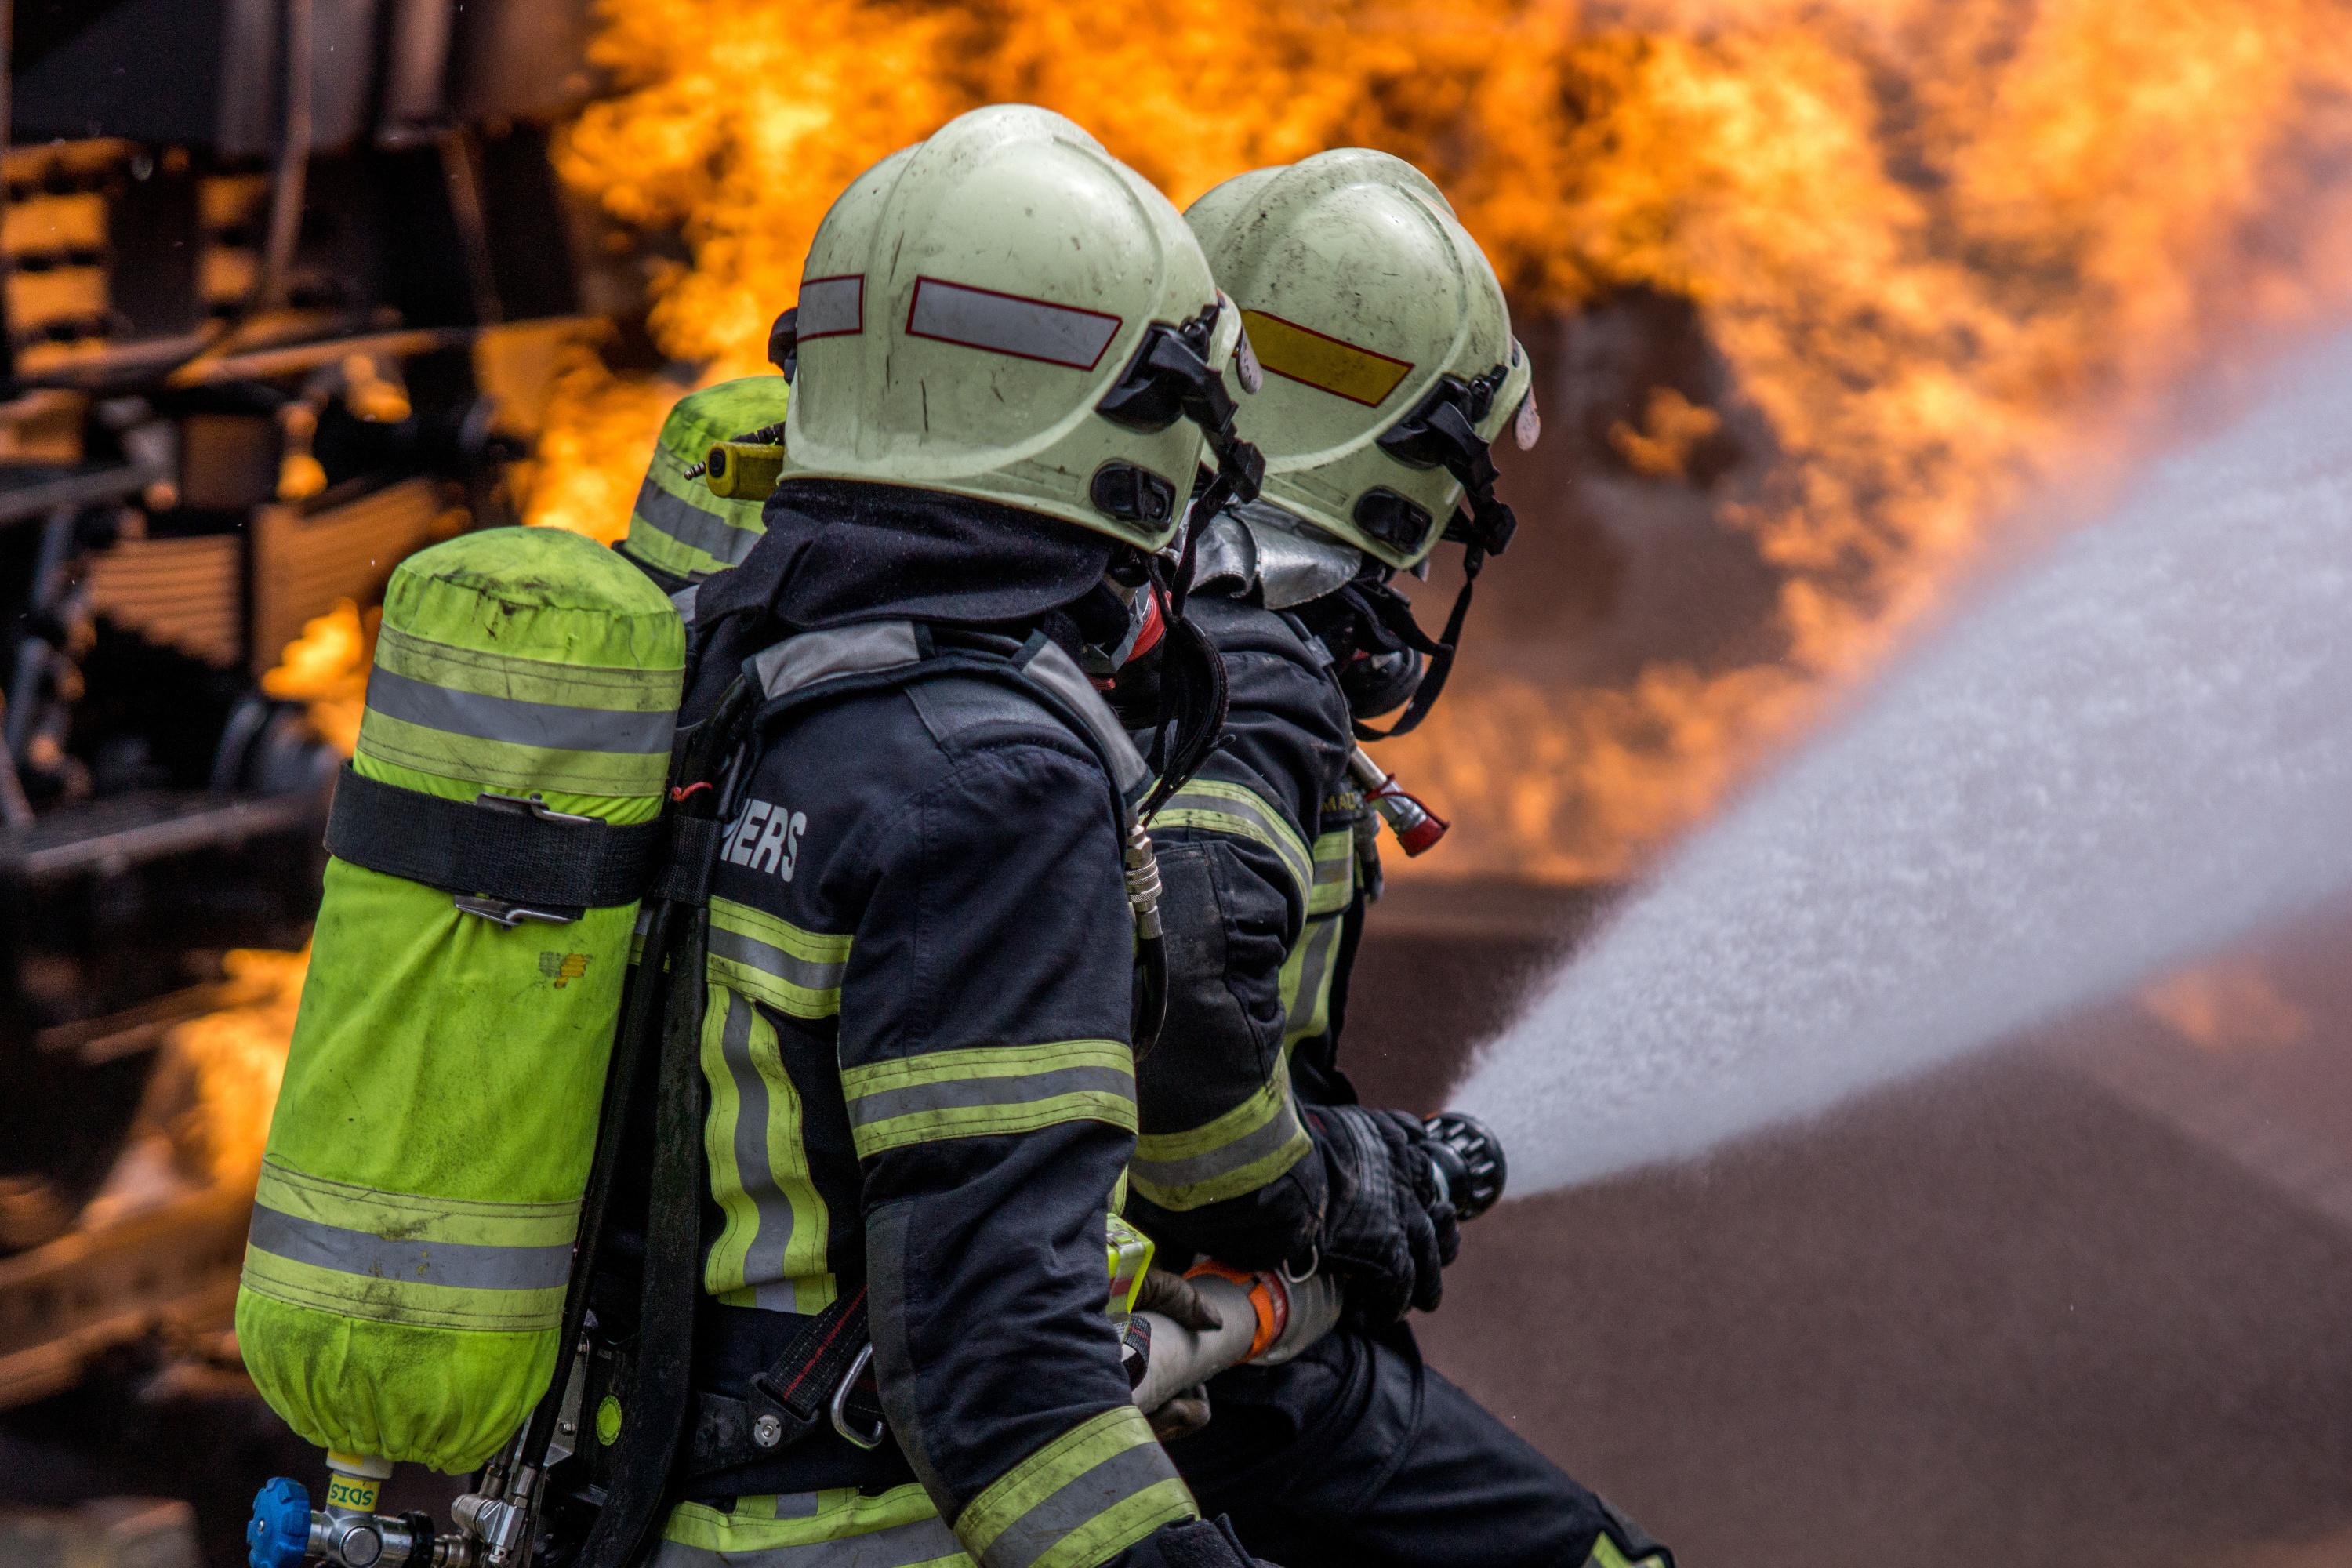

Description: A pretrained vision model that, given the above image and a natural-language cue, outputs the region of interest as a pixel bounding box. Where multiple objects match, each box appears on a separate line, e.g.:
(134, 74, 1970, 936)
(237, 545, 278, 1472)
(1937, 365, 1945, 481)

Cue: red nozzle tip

(1397, 811, 1450, 856)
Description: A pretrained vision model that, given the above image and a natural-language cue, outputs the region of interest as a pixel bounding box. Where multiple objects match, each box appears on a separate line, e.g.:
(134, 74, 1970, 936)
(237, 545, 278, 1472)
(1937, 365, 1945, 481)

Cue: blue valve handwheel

(248, 1477, 312, 1568)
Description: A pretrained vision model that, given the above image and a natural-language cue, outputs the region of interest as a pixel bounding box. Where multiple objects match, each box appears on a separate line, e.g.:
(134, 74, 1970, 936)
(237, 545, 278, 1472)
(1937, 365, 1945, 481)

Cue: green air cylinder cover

(235, 527, 684, 1473)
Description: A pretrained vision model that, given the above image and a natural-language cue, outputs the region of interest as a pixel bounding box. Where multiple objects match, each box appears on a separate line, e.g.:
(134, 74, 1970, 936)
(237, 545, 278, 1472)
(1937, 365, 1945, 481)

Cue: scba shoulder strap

(646, 622, 1159, 1494)
(746, 618, 1151, 821)
(750, 619, 1173, 1050)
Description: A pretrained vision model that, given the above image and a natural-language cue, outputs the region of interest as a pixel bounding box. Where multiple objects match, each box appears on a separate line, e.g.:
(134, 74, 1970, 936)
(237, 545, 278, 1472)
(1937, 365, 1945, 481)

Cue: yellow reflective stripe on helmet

(372, 624, 681, 713)
(659, 1483, 964, 1565)
(954, 1406, 1195, 1568)
(1129, 1052, 1310, 1211)
(701, 987, 837, 1314)
(1306, 827, 1355, 916)
(708, 897, 851, 1019)
(1239, 309, 1414, 408)
(842, 1041, 1135, 1159)
(1584, 1537, 1671, 1568)
(1279, 913, 1346, 1044)
(255, 1160, 579, 1249)
(1149, 780, 1312, 909)
(240, 1244, 565, 1333)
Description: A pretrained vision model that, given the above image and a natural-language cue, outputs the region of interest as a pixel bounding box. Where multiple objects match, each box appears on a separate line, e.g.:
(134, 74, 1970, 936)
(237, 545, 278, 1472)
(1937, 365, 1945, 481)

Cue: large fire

(525, 0, 2352, 878)
(154, 0, 2352, 1204)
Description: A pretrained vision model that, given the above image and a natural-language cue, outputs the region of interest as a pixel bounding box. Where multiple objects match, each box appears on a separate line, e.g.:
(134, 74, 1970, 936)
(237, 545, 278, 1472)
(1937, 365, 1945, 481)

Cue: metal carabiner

(829, 1343, 888, 1450)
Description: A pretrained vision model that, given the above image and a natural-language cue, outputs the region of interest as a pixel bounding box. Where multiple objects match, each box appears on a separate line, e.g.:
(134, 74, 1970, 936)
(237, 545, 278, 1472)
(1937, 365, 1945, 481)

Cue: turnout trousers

(1166, 1327, 1672, 1568)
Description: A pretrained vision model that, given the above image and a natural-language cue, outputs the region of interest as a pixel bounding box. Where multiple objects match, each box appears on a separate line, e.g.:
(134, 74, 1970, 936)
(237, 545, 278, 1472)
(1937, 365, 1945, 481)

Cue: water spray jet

(1452, 334, 2352, 1196)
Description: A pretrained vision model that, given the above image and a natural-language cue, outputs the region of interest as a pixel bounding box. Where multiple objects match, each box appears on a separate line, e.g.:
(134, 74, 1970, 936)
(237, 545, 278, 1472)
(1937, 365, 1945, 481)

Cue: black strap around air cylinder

(323, 764, 667, 909)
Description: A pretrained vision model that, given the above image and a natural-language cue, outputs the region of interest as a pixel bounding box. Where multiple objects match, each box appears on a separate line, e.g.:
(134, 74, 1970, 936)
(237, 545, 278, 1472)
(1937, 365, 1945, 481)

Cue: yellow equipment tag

(1105, 1214, 1156, 1317)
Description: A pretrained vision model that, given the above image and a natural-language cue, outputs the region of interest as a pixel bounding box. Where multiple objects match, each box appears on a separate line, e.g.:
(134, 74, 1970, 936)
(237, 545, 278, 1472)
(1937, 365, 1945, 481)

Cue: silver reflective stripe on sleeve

(1129, 1100, 1306, 1200)
(363, 667, 677, 755)
(954, 1406, 1195, 1568)
(670, 585, 701, 626)
(1149, 779, 1315, 909)
(245, 1205, 575, 1290)
(848, 1065, 1137, 1131)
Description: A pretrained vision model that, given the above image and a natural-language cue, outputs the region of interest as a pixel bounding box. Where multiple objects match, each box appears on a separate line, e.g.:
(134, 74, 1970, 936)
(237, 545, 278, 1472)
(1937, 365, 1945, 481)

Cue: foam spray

(1452, 336, 2352, 1194)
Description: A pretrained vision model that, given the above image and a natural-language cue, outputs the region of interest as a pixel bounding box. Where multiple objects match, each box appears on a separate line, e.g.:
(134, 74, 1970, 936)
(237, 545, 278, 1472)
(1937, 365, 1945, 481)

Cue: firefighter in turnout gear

(1121, 151, 1675, 1567)
(573, 107, 1279, 1568)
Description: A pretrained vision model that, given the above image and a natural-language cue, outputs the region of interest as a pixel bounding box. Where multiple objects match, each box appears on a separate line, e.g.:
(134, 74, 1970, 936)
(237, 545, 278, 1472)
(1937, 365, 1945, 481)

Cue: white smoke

(1452, 333, 2352, 1193)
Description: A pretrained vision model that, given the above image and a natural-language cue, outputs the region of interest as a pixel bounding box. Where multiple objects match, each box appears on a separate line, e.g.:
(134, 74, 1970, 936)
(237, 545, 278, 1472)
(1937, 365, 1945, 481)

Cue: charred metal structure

(0, 0, 597, 1269)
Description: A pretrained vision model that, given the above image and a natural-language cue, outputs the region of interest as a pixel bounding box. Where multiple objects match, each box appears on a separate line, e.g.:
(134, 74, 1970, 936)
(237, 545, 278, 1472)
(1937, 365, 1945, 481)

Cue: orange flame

(523, 0, 2352, 878)
(166, 947, 310, 1181)
(2140, 960, 2311, 1055)
(259, 598, 374, 756)
(175, 603, 376, 1181)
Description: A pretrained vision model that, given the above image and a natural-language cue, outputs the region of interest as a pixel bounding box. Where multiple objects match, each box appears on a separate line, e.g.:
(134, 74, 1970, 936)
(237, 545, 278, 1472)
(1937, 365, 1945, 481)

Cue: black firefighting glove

(1122, 1515, 1281, 1568)
(1308, 1104, 1461, 1331)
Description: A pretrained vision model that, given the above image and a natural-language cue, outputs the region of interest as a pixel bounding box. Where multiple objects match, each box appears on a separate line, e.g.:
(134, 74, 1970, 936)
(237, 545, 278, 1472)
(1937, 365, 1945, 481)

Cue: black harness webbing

(682, 1287, 882, 1477)
(323, 763, 666, 912)
(572, 684, 753, 1568)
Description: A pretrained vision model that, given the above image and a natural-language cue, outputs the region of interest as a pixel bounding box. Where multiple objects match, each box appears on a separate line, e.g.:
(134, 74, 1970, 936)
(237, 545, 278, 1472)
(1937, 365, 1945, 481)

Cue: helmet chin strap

(1353, 408, 1516, 742)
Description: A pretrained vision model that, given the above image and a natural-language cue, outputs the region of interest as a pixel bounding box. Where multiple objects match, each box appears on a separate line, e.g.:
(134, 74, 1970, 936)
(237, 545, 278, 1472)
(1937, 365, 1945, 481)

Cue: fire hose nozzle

(1346, 746, 1449, 857)
(1422, 1110, 1508, 1222)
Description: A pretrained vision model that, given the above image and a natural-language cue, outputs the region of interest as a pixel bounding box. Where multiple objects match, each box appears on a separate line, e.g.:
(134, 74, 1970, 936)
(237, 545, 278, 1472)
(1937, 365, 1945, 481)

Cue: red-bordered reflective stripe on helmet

(905, 277, 1123, 370)
(797, 274, 865, 339)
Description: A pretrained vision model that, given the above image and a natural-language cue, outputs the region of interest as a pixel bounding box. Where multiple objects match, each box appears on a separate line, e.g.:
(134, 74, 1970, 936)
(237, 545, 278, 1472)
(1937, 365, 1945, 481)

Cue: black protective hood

(693, 477, 1116, 633)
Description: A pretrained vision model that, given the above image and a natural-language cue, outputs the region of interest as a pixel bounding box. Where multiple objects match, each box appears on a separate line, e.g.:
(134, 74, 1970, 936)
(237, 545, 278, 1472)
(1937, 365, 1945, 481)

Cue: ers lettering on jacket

(723, 797, 808, 880)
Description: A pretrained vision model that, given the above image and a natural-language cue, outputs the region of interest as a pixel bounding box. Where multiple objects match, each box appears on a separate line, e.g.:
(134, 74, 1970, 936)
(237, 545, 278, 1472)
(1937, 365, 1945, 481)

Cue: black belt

(681, 1291, 913, 1498)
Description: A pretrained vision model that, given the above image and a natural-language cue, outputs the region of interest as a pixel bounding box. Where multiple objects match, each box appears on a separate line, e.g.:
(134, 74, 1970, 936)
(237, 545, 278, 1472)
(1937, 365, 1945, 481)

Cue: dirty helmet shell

(1185, 149, 1536, 571)
(782, 104, 1252, 552)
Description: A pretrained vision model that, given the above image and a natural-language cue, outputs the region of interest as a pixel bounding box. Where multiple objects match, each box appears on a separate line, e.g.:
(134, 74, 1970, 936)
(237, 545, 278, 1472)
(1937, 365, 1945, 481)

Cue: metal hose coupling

(1422, 1111, 1508, 1222)
(1124, 820, 1163, 941)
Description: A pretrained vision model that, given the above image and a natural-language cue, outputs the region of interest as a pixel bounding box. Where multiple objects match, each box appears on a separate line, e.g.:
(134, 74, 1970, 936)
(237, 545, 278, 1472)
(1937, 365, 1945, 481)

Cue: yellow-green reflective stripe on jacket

(656, 1484, 964, 1566)
(1279, 826, 1359, 1044)
(1304, 825, 1355, 917)
(953, 1406, 1196, 1568)
(699, 985, 835, 1314)
(708, 896, 851, 1019)
(842, 1041, 1136, 1159)
(1127, 1048, 1309, 1212)
(239, 1159, 575, 1333)
(1148, 779, 1313, 912)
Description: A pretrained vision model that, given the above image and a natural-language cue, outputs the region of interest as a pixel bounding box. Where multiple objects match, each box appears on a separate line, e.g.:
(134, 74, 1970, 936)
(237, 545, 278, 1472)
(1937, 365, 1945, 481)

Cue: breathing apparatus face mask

(1076, 557, 1164, 683)
(1342, 348, 1537, 741)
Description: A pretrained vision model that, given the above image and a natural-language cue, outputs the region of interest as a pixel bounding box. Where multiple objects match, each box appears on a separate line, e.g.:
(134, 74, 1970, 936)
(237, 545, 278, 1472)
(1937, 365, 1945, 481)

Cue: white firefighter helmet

(1185, 148, 1535, 571)
(782, 104, 1255, 551)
